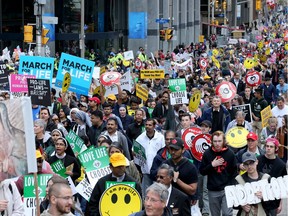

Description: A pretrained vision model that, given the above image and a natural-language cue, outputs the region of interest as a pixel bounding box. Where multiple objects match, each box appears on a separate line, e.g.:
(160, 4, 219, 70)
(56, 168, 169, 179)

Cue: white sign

(93, 67, 100, 79)
(104, 70, 133, 96)
(124, 50, 134, 60)
(225, 175, 288, 208)
(42, 16, 58, 24)
(75, 178, 93, 201)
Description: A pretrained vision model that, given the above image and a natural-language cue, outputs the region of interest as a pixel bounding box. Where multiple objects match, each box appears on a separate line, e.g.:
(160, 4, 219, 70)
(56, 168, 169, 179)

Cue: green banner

(65, 130, 87, 155)
(51, 160, 68, 178)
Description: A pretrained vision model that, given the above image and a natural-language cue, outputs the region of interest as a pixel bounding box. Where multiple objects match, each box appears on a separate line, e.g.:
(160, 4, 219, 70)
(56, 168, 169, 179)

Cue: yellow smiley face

(257, 41, 264, 49)
(212, 49, 219, 56)
(244, 58, 255, 69)
(99, 184, 142, 216)
(259, 55, 267, 63)
(285, 44, 288, 51)
(225, 127, 249, 148)
(189, 90, 201, 112)
(265, 48, 270, 55)
(62, 72, 71, 92)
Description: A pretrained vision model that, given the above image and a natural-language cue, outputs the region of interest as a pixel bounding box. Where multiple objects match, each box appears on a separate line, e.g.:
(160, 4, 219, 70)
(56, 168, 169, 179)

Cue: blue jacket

(199, 105, 231, 133)
(259, 83, 276, 103)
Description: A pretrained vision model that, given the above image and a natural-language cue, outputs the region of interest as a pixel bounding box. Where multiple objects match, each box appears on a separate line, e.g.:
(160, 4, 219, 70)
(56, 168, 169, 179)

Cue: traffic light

(215, 0, 219, 9)
(199, 35, 204, 43)
(42, 28, 49, 45)
(256, 0, 262, 11)
(159, 30, 165, 41)
(165, 28, 173, 40)
(222, 0, 227, 10)
(24, 25, 33, 43)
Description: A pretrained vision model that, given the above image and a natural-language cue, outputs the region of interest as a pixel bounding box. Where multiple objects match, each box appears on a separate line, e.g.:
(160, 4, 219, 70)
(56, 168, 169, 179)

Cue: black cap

(200, 120, 212, 128)
(169, 138, 184, 150)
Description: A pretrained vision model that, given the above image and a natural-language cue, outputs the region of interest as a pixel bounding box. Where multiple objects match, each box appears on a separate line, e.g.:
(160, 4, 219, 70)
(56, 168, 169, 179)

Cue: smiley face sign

(257, 41, 264, 49)
(191, 134, 211, 161)
(226, 127, 249, 148)
(245, 71, 262, 87)
(215, 81, 237, 103)
(285, 44, 288, 51)
(100, 72, 122, 86)
(244, 58, 256, 69)
(99, 184, 142, 216)
(189, 90, 201, 112)
(212, 49, 219, 57)
(62, 72, 71, 92)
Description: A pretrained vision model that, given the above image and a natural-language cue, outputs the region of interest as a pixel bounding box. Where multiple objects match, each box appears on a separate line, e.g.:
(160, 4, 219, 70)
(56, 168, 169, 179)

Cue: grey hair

(34, 119, 47, 131)
(235, 110, 246, 118)
(158, 163, 174, 178)
(146, 182, 169, 202)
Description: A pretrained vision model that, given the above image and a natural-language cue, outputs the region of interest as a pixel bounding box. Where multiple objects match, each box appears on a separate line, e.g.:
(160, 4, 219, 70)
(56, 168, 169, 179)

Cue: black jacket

(168, 187, 191, 216)
(87, 122, 106, 147)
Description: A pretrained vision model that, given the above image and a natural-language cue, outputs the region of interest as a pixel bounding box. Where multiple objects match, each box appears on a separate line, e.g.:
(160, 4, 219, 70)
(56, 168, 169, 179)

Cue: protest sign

(24, 174, 53, 216)
(78, 147, 111, 187)
(10, 74, 35, 93)
(233, 104, 253, 123)
(132, 140, 147, 167)
(261, 105, 272, 128)
(75, 178, 93, 201)
(67, 176, 77, 195)
(104, 70, 133, 96)
(136, 84, 148, 102)
(51, 160, 68, 178)
(140, 69, 165, 79)
(0, 61, 9, 90)
(105, 181, 136, 189)
(65, 130, 87, 155)
(27, 78, 51, 106)
(225, 175, 288, 208)
(55, 53, 95, 95)
(124, 50, 134, 60)
(168, 78, 188, 105)
(18, 56, 54, 86)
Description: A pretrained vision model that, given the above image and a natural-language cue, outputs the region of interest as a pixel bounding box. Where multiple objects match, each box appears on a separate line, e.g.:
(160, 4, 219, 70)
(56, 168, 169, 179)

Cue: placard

(123, 50, 134, 60)
(75, 178, 93, 201)
(132, 140, 147, 167)
(10, 74, 36, 93)
(140, 69, 165, 79)
(233, 104, 253, 123)
(55, 53, 95, 95)
(65, 130, 87, 155)
(27, 78, 51, 106)
(260, 105, 272, 128)
(104, 70, 133, 96)
(0, 61, 9, 90)
(51, 160, 68, 178)
(169, 79, 188, 105)
(136, 84, 148, 102)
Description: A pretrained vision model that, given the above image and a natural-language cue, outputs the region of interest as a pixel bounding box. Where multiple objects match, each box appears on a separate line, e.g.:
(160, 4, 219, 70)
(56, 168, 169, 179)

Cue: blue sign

(55, 53, 94, 95)
(128, 12, 147, 39)
(155, 18, 170, 24)
(18, 56, 54, 86)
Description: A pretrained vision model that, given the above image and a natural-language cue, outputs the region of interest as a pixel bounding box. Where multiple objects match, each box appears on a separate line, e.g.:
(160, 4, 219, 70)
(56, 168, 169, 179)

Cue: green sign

(105, 181, 136, 189)
(65, 130, 87, 155)
(133, 140, 147, 166)
(168, 78, 186, 92)
(51, 160, 68, 178)
(168, 78, 188, 105)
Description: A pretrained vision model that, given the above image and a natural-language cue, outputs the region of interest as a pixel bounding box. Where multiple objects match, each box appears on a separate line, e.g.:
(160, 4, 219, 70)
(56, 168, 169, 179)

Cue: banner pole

(33, 172, 40, 216)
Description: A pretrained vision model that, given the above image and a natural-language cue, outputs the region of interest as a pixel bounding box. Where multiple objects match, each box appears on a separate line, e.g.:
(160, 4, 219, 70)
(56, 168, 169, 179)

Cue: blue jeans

(141, 174, 153, 198)
(208, 190, 233, 216)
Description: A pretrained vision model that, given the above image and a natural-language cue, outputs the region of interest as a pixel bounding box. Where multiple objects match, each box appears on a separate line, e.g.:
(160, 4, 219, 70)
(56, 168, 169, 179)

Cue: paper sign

(51, 160, 68, 178)
(10, 74, 36, 93)
(66, 176, 77, 195)
(55, 53, 95, 95)
(24, 174, 53, 216)
(136, 84, 148, 102)
(0, 62, 9, 90)
(93, 67, 100, 79)
(105, 181, 136, 189)
(140, 69, 165, 79)
(27, 78, 51, 106)
(65, 130, 87, 155)
(132, 140, 147, 167)
(169, 79, 188, 105)
(18, 56, 54, 86)
(261, 105, 272, 128)
(75, 178, 93, 201)
(104, 70, 133, 96)
(233, 104, 253, 123)
(124, 50, 134, 60)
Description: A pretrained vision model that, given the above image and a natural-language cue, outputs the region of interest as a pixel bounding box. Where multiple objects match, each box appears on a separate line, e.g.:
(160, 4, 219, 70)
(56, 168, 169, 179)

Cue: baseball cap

(204, 75, 211, 79)
(242, 152, 257, 163)
(266, 137, 279, 147)
(107, 94, 117, 101)
(169, 138, 184, 150)
(89, 97, 101, 104)
(78, 102, 88, 108)
(246, 132, 258, 141)
(200, 120, 212, 128)
(109, 153, 129, 167)
(36, 150, 42, 159)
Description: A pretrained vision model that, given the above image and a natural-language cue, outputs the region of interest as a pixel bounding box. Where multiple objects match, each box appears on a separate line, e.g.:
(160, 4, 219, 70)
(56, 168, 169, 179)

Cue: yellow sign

(261, 105, 272, 128)
(257, 41, 264, 49)
(136, 84, 148, 102)
(42, 28, 49, 45)
(211, 56, 220, 69)
(285, 44, 288, 51)
(244, 58, 256, 69)
(100, 66, 106, 75)
(99, 184, 142, 216)
(140, 69, 165, 79)
(189, 90, 201, 112)
(265, 48, 270, 55)
(62, 72, 71, 92)
(212, 49, 219, 57)
(226, 127, 249, 148)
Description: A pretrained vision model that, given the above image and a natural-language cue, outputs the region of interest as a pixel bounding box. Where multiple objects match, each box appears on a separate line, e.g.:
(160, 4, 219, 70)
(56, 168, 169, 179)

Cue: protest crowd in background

(0, 3, 288, 216)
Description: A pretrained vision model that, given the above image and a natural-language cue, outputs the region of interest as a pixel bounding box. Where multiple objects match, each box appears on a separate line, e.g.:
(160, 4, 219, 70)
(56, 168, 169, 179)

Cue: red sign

(215, 81, 237, 103)
(191, 134, 211, 161)
(100, 72, 122, 86)
(182, 127, 202, 149)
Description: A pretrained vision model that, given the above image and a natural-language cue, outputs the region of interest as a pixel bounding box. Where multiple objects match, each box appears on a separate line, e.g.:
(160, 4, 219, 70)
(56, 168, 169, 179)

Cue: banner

(24, 174, 53, 216)
(0, 97, 36, 177)
(168, 79, 188, 105)
(18, 56, 54, 86)
(78, 147, 111, 187)
(55, 53, 95, 95)
(132, 140, 147, 167)
(65, 130, 87, 155)
(260, 105, 272, 128)
(75, 178, 93, 201)
(140, 69, 165, 79)
(27, 78, 51, 106)
(136, 84, 148, 102)
(10, 74, 35, 93)
(233, 104, 253, 123)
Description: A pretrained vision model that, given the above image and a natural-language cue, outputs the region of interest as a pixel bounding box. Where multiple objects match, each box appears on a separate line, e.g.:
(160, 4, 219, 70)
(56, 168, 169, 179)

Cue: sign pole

(33, 172, 40, 216)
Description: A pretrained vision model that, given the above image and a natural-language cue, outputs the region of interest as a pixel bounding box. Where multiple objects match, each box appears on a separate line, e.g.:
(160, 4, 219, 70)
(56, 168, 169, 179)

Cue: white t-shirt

(271, 105, 288, 128)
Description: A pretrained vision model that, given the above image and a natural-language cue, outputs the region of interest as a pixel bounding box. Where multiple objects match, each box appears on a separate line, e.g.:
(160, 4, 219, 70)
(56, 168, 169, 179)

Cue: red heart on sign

(215, 81, 237, 103)
(245, 71, 261, 87)
(100, 72, 122, 86)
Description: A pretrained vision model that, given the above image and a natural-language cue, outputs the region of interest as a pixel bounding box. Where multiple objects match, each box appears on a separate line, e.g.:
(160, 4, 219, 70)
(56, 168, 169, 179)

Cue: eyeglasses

(55, 196, 74, 201)
(243, 161, 255, 167)
(144, 196, 161, 203)
(156, 175, 166, 179)
(265, 145, 275, 148)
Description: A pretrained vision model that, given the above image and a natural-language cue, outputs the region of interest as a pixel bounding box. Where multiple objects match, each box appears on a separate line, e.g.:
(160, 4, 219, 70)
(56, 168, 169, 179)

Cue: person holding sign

(88, 153, 141, 215)
(234, 152, 270, 216)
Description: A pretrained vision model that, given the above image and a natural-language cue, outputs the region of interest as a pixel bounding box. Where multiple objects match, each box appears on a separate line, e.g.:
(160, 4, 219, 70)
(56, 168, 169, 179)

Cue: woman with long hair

(277, 114, 288, 163)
